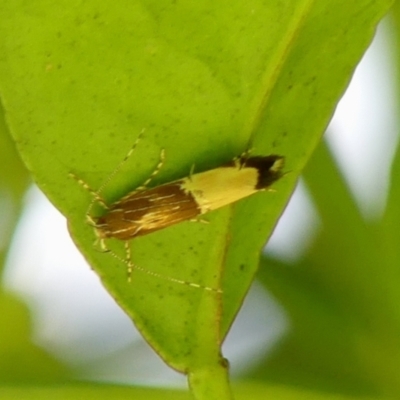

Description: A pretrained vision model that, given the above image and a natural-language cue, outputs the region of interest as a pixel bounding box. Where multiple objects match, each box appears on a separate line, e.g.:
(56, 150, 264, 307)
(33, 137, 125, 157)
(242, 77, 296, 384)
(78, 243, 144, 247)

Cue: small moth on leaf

(71, 131, 284, 292)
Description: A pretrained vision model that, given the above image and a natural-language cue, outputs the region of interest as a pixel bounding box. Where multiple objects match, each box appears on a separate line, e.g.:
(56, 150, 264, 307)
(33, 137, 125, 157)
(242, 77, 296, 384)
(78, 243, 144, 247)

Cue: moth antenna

(104, 241, 221, 293)
(85, 128, 145, 216)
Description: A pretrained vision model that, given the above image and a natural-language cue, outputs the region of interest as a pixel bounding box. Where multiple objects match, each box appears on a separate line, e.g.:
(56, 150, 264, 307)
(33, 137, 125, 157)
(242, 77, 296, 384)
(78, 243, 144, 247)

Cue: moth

(71, 132, 284, 291)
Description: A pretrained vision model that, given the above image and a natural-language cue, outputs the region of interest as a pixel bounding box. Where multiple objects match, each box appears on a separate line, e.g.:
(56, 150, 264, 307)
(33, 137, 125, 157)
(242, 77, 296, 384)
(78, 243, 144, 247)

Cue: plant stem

(188, 358, 234, 400)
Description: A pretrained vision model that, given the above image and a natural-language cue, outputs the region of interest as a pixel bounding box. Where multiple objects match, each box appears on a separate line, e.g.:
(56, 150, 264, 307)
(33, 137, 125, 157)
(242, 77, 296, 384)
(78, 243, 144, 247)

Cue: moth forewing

(181, 164, 260, 214)
(96, 181, 200, 240)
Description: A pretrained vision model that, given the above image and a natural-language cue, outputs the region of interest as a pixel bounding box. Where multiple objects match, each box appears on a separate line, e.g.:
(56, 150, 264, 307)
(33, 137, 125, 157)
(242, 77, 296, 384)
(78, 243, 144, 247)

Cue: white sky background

(3, 20, 398, 386)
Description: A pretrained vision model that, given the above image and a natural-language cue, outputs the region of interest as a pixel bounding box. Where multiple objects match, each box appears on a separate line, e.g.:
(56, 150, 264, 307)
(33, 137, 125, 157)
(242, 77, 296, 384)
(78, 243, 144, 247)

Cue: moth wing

(101, 181, 200, 239)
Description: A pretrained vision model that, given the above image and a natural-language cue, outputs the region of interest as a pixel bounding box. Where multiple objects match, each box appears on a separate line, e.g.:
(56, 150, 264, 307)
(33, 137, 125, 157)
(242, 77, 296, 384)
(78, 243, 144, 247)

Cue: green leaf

(0, 0, 393, 397)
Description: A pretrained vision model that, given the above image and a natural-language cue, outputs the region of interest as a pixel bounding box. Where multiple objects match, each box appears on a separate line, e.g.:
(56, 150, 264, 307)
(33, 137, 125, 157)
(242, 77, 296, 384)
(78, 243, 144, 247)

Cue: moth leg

(69, 173, 109, 210)
(189, 217, 209, 224)
(94, 239, 135, 284)
(188, 163, 196, 181)
(94, 238, 110, 253)
(136, 148, 165, 191)
(234, 148, 253, 169)
(124, 241, 134, 282)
